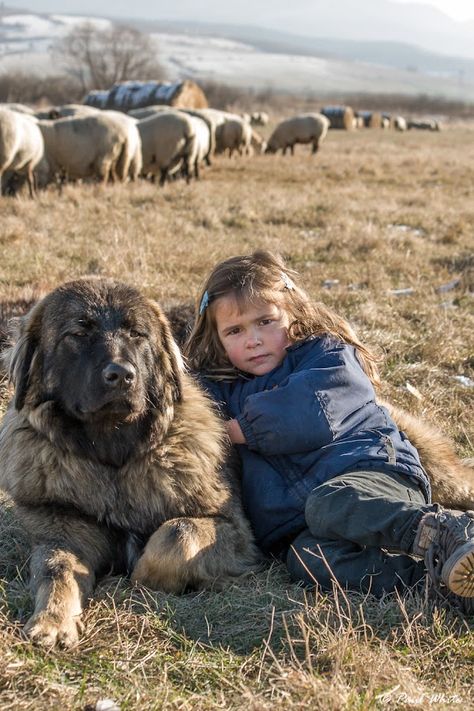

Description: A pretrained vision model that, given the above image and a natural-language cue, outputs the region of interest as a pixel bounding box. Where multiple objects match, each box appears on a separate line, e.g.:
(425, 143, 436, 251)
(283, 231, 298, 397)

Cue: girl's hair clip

(281, 272, 295, 290)
(199, 290, 210, 315)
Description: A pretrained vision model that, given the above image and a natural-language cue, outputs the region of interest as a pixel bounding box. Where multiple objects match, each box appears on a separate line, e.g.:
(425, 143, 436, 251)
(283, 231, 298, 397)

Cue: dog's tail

(382, 400, 474, 510)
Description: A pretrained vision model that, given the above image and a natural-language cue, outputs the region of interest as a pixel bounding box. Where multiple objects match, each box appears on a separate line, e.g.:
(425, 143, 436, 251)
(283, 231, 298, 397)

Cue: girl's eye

(260, 319, 272, 326)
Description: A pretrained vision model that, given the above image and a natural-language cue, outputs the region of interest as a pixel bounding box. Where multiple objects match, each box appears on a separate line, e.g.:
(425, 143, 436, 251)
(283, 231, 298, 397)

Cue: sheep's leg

(159, 168, 168, 186)
(194, 160, 200, 180)
(97, 158, 112, 185)
(290, 144, 295, 156)
(183, 159, 192, 184)
(26, 166, 36, 198)
(312, 140, 319, 154)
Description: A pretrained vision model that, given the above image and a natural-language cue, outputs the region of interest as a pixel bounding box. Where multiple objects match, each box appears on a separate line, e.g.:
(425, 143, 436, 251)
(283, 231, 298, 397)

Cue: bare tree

(53, 23, 165, 92)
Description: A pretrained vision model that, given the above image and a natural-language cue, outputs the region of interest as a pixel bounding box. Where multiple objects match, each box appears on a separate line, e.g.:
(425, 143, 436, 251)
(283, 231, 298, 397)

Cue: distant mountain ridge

(0, 0, 473, 58)
(136, 18, 474, 83)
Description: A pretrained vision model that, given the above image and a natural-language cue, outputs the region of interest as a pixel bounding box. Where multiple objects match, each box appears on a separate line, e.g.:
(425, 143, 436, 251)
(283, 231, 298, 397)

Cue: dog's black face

(6, 278, 183, 464)
(41, 286, 156, 423)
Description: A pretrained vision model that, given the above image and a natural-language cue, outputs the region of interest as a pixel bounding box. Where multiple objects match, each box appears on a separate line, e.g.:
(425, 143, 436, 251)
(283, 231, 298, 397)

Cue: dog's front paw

(23, 612, 84, 649)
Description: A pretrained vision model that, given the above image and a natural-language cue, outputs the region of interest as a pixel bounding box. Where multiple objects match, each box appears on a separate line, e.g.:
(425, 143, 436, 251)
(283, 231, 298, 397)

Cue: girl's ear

(3, 300, 45, 411)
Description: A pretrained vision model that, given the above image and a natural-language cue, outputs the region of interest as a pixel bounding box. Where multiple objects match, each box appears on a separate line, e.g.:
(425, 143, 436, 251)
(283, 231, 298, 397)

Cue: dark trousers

(286, 470, 433, 596)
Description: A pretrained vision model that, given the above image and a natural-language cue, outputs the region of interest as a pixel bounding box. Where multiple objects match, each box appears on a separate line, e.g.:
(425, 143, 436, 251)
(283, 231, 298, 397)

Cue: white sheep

(179, 109, 216, 164)
(38, 113, 130, 185)
(393, 116, 407, 131)
(215, 118, 252, 157)
(184, 114, 212, 178)
(196, 108, 246, 154)
(137, 111, 197, 186)
(265, 113, 330, 155)
(0, 108, 44, 198)
(102, 111, 142, 182)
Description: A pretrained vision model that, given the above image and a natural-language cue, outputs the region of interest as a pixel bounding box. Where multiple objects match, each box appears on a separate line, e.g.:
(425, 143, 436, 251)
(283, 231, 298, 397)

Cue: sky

(1, 0, 474, 22)
(393, 0, 474, 22)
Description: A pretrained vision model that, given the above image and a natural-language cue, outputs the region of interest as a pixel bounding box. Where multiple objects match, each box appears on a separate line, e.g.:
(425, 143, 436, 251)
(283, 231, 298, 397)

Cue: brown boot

(412, 506, 474, 598)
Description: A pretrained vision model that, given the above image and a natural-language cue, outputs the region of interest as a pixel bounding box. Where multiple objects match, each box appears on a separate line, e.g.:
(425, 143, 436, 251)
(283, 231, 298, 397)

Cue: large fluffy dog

(0, 278, 259, 648)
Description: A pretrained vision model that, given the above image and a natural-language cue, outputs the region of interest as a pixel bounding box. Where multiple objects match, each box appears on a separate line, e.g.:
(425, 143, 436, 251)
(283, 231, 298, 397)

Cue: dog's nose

(102, 362, 136, 388)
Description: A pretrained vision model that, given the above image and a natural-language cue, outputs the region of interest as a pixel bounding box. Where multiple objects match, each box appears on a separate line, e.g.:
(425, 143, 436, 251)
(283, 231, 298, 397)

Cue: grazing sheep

(265, 113, 329, 156)
(179, 109, 216, 165)
(216, 118, 252, 157)
(184, 114, 213, 176)
(196, 109, 249, 155)
(0, 108, 44, 198)
(393, 116, 407, 131)
(137, 111, 197, 186)
(102, 110, 142, 182)
(407, 119, 441, 131)
(38, 114, 130, 185)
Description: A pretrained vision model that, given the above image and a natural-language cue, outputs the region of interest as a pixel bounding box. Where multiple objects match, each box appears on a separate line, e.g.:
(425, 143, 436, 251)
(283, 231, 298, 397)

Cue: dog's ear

(4, 299, 45, 411)
(147, 300, 184, 403)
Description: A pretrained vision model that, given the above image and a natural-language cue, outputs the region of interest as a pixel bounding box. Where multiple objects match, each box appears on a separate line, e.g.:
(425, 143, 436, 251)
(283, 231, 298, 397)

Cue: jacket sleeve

(236, 346, 375, 455)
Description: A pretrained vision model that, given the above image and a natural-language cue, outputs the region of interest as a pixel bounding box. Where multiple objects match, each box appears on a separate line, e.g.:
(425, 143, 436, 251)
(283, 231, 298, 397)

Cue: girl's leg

(305, 470, 430, 553)
(286, 528, 425, 595)
(300, 470, 474, 604)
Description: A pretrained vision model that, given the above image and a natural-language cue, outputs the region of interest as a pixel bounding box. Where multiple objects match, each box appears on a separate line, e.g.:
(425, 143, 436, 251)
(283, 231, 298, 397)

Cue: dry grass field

(0, 123, 473, 710)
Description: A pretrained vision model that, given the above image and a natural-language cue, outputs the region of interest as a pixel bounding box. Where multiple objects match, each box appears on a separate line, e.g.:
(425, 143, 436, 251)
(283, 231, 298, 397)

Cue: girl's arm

(236, 346, 375, 456)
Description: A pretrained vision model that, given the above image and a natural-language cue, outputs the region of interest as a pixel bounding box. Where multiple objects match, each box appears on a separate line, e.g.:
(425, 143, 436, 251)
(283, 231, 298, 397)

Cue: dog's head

(5, 278, 183, 427)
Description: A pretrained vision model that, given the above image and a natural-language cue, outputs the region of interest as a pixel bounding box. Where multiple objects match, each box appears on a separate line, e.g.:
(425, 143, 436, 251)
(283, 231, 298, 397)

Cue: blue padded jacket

(201, 335, 431, 554)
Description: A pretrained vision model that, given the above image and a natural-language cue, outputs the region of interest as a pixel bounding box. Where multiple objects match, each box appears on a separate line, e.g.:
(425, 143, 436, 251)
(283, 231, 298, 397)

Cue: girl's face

(213, 295, 290, 376)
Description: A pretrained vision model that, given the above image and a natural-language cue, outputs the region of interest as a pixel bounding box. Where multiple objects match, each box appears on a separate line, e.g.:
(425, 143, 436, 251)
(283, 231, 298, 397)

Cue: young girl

(184, 251, 474, 608)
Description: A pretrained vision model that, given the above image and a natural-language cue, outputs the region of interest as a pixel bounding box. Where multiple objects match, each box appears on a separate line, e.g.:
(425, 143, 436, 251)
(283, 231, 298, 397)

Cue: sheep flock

(0, 100, 442, 197)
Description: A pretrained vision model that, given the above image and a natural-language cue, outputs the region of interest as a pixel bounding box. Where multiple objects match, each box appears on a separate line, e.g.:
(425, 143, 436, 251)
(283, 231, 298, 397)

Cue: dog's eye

(129, 329, 145, 339)
(67, 330, 87, 338)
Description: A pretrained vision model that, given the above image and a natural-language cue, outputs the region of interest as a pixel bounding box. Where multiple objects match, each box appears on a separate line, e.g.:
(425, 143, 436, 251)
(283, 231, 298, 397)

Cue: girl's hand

(226, 419, 246, 444)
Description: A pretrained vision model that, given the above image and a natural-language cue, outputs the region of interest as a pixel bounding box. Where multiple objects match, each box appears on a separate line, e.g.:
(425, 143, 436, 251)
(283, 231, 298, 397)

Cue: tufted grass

(0, 123, 473, 709)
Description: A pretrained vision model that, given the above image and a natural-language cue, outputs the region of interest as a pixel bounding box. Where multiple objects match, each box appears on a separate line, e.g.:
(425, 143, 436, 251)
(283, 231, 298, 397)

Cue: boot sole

(442, 542, 474, 598)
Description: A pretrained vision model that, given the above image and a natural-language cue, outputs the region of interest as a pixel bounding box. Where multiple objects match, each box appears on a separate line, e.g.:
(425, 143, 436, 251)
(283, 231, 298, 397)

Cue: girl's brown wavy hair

(184, 250, 380, 386)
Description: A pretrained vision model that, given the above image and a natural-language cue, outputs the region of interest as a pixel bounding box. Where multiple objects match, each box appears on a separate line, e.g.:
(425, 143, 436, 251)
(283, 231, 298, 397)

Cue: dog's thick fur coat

(0, 279, 259, 648)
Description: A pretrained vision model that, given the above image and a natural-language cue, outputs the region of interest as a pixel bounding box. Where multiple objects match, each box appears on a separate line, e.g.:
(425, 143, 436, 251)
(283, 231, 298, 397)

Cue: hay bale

(83, 80, 208, 111)
(320, 106, 354, 130)
(355, 111, 382, 128)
